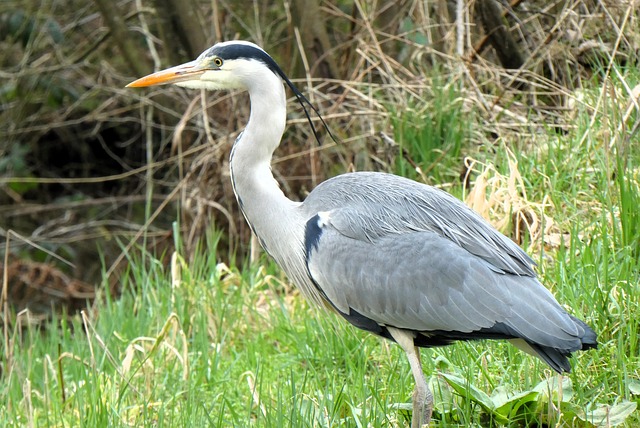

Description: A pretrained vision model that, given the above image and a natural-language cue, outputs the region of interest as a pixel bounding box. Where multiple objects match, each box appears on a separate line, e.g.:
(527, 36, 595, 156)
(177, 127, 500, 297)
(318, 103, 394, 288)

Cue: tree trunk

(151, 0, 207, 64)
(94, 0, 148, 76)
(476, 0, 525, 69)
(291, 0, 339, 79)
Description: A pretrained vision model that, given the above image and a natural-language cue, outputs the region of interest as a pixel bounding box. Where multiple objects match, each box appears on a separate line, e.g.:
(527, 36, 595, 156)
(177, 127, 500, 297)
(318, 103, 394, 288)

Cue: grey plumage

(127, 40, 597, 427)
(302, 172, 595, 373)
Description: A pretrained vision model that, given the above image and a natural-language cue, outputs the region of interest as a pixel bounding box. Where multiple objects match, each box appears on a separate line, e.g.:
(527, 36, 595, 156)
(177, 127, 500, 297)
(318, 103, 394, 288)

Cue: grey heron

(127, 40, 597, 427)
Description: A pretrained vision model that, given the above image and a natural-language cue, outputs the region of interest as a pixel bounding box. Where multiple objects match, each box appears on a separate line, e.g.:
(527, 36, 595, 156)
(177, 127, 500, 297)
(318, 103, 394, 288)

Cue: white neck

(229, 67, 303, 259)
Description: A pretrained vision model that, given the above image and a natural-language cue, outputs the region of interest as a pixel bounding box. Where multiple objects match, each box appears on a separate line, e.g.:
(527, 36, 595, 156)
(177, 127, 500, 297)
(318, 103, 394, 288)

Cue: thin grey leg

(388, 327, 433, 427)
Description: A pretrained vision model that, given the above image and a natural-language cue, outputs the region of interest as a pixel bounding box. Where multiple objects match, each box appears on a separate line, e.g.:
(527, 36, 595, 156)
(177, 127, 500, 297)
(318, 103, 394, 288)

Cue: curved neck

(229, 69, 301, 254)
(226, 64, 316, 307)
(231, 74, 287, 173)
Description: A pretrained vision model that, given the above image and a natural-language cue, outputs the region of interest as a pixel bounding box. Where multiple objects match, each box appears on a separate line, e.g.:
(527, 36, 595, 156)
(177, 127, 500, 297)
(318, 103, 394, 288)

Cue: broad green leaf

(493, 389, 540, 420)
(584, 401, 637, 427)
(534, 376, 574, 403)
(429, 375, 455, 415)
(439, 373, 499, 419)
(628, 379, 640, 395)
(552, 402, 589, 427)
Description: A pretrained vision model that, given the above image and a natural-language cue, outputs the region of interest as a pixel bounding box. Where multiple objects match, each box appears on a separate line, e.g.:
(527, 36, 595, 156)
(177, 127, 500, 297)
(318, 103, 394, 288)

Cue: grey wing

(304, 208, 585, 352)
(304, 172, 536, 278)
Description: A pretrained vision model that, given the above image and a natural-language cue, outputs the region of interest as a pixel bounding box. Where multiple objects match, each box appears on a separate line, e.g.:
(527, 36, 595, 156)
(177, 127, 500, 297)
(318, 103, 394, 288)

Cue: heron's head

(128, 40, 337, 145)
(127, 41, 284, 91)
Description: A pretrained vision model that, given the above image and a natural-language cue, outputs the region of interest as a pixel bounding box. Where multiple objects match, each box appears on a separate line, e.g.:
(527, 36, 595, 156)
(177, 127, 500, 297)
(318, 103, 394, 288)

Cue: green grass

(0, 236, 418, 427)
(2, 71, 640, 426)
(390, 73, 469, 185)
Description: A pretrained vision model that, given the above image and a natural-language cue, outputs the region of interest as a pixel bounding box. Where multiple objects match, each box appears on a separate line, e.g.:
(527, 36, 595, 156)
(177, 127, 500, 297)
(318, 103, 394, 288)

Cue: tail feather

(528, 343, 572, 373)
(570, 315, 598, 350)
(516, 316, 598, 374)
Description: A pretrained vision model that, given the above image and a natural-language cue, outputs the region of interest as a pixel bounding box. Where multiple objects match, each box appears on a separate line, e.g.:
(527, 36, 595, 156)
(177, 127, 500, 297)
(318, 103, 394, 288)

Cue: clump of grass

(615, 153, 640, 261)
(389, 73, 470, 185)
(0, 230, 404, 427)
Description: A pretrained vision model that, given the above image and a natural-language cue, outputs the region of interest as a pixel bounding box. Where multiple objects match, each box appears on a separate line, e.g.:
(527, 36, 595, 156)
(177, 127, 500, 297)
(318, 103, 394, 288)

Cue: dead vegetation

(1, 255, 95, 323)
(1, 0, 638, 319)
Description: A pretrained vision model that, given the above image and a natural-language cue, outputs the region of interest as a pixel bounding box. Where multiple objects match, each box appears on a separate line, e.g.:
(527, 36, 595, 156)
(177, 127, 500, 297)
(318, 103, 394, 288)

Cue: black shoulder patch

(304, 214, 323, 260)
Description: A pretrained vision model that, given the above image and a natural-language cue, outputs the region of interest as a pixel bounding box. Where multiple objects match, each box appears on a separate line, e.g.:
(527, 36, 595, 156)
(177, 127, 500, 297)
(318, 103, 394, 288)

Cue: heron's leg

(388, 327, 433, 427)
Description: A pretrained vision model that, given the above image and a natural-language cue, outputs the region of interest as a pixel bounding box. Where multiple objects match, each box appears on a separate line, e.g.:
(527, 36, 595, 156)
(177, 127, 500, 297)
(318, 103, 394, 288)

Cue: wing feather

(301, 172, 590, 355)
(303, 172, 535, 277)
(304, 208, 585, 352)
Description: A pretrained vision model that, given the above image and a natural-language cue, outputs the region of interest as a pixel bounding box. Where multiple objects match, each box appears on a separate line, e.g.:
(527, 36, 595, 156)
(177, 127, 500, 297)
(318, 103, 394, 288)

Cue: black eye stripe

(209, 44, 278, 73)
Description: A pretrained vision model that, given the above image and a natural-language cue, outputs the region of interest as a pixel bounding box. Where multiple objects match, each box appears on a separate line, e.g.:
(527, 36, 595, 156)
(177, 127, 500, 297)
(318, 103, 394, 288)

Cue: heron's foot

(411, 383, 433, 428)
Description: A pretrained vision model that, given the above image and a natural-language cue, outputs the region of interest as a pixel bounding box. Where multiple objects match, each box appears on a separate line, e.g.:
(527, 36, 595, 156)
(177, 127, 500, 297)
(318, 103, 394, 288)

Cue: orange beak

(126, 60, 206, 88)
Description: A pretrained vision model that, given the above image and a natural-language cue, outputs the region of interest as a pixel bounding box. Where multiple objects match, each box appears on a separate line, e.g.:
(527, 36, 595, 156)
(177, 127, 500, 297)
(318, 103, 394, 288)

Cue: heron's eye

(213, 57, 223, 67)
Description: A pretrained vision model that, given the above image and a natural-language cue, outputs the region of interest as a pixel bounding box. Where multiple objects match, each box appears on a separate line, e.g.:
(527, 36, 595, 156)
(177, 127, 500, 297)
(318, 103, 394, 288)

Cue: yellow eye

(213, 57, 223, 67)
